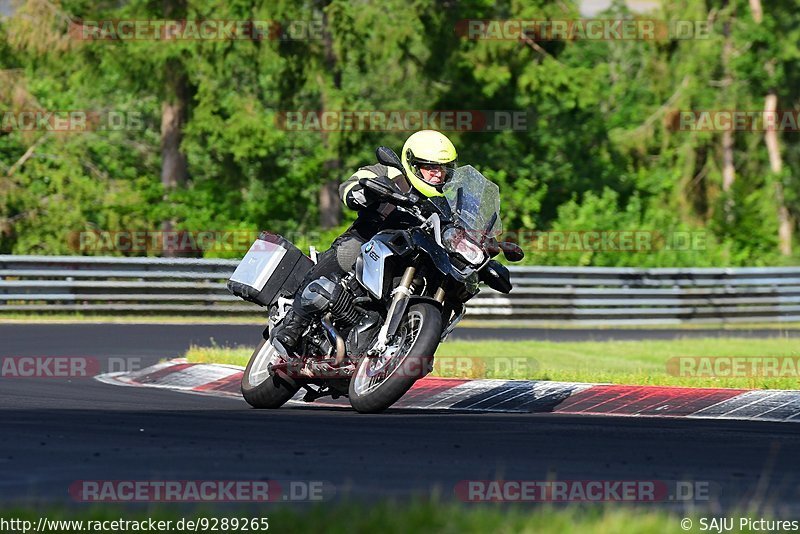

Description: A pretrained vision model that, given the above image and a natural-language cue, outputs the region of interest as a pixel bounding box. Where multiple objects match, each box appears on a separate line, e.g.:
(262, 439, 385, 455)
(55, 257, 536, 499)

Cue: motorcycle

(227, 147, 524, 413)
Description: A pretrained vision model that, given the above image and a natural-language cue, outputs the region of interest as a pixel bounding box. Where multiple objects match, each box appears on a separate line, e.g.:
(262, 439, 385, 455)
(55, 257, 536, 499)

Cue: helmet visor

(416, 160, 457, 187)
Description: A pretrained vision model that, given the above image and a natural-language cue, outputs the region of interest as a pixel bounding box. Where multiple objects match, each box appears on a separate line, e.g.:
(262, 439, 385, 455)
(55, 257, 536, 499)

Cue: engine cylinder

(299, 277, 338, 314)
(299, 275, 361, 326)
(329, 285, 360, 326)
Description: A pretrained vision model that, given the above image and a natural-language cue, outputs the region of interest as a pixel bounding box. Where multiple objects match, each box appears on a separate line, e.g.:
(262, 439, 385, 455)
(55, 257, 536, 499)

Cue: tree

(159, 0, 191, 256)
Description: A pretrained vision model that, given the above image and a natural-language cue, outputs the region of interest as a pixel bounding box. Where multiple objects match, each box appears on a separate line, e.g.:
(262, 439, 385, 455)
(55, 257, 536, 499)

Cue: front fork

(368, 264, 449, 356)
(369, 265, 415, 356)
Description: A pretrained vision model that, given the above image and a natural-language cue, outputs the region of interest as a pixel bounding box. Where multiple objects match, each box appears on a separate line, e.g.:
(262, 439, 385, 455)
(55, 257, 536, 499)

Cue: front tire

(241, 339, 300, 409)
(349, 302, 442, 413)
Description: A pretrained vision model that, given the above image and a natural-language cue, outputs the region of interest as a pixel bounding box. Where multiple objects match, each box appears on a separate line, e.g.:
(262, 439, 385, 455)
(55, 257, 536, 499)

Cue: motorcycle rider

(269, 130, 458, 356)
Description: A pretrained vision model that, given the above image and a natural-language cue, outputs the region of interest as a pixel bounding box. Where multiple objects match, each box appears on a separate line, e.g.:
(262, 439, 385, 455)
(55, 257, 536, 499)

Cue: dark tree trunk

(318, 3, 342, 230)
(159, 0, 189, 256)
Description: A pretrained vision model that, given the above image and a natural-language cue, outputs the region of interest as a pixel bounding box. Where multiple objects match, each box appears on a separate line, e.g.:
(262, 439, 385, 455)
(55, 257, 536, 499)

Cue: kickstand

(301, 385, 322, 402)
(301, 384, 342, 402)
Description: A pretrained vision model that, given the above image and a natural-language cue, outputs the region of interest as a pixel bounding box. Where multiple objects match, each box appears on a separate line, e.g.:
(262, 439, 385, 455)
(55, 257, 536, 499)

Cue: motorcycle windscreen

(442, 165, 502, 241)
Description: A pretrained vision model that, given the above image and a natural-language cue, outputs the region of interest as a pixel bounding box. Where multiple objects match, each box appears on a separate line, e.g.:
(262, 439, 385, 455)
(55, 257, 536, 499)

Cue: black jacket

(338, 163, 421, 241)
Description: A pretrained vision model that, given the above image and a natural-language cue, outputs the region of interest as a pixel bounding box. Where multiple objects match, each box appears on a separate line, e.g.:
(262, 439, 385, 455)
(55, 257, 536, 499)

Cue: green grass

(188, 344, 253, 367)
(0, 502, 761, 534)
(186, 337, 800, 389)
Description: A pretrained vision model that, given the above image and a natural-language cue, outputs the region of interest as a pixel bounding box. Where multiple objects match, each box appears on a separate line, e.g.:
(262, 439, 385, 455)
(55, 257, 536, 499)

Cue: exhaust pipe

(320, 313, 347, 366)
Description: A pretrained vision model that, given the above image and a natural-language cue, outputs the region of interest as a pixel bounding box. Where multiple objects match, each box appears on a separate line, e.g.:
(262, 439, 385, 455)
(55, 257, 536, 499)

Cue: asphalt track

(1, 324, 799, 513)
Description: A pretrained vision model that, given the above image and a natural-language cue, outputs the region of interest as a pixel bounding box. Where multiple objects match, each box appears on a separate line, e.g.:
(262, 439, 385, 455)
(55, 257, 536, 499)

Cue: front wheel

(241, 339, 300, 409)
(349, 302, 442, 413)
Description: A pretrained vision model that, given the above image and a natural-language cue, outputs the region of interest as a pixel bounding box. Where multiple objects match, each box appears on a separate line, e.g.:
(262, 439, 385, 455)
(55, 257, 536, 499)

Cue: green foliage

(1, 0, 799, 265)
(525, 188, 710, 267)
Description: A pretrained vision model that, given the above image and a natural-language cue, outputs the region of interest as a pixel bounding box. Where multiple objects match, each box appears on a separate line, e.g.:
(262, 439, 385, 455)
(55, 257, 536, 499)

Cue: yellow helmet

(401, 130, 458, 197)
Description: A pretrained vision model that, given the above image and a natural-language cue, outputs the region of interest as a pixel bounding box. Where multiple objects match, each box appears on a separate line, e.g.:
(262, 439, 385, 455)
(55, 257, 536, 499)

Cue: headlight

(443, 227, 485, 266)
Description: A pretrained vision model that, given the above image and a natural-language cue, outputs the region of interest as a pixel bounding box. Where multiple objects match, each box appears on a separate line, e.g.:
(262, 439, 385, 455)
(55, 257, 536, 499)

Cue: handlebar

(359, 177, 419, 207)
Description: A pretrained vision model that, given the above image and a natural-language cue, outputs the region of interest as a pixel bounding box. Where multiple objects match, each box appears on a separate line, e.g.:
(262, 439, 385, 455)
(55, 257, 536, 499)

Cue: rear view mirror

(499, 242, 524, 262)
(376, 146, 404, 172)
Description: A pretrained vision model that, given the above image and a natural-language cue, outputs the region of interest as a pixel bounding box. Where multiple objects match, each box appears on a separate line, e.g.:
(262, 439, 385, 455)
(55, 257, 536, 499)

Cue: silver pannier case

(227, 232, 314, 307)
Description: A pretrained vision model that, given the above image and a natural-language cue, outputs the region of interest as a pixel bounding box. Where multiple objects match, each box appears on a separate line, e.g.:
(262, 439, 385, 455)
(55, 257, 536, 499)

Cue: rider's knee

(335, 238, 364, 271)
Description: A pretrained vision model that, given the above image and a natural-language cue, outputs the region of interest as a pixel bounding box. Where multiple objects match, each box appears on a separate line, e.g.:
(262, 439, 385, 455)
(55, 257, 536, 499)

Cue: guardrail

(2, 255, 800, 324)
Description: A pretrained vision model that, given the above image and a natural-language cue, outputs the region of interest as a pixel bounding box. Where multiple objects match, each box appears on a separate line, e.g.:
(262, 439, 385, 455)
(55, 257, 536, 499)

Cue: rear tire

(241, 339, 299, 409)
(349, 302, 441, 413)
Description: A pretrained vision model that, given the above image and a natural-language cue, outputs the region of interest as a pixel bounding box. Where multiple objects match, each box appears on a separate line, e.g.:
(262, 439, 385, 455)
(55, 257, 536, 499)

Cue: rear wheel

(349, 302, 442, 413)
(241, 339, 299, 409)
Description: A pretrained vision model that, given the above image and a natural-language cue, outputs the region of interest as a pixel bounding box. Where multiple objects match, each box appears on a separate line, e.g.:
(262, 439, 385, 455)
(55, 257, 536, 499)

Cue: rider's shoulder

(357, 162, 403, 180)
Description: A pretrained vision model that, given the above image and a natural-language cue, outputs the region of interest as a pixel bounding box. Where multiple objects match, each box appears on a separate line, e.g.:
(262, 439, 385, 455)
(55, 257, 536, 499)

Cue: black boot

(269, 309, 311, 356)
